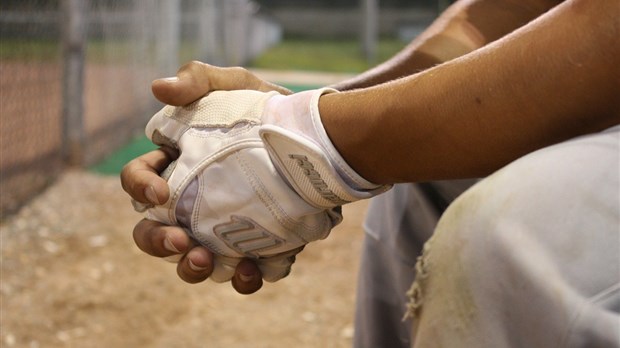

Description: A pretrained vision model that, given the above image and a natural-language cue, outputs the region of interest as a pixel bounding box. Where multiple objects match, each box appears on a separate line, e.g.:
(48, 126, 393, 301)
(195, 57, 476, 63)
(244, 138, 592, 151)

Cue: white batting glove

(138, 88, 390, 282)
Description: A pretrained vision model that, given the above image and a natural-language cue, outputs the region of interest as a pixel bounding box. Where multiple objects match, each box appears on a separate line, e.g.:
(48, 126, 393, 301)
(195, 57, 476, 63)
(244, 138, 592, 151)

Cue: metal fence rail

(0, 0, 281, 217)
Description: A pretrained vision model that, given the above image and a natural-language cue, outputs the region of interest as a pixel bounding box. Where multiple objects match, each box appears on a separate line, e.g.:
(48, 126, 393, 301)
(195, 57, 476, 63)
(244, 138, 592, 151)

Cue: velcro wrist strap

(260, 88, 391, 208)
(260, 125, 390, 208)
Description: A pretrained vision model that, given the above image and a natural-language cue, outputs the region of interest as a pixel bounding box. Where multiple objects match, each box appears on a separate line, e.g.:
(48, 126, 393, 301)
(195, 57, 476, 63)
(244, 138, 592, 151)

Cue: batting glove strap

(260, 88, 391, 209)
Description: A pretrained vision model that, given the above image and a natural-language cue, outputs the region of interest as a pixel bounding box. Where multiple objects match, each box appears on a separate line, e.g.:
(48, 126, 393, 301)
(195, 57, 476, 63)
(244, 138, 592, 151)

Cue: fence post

(198, 0, 223, 65)
(156, 0, 181, 75)
(361, 0, 379, 64)
(223, 0, 249, 66)
(61, 0, 86, 166)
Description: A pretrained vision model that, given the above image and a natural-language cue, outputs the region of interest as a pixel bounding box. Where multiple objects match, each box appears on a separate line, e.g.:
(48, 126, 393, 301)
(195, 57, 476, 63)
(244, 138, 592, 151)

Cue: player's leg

(354, 180, 476, 347)
(409, 126, 620, 347)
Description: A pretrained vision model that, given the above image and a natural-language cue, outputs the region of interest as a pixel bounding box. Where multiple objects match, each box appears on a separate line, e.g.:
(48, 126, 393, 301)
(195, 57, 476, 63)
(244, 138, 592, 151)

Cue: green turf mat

(286, 84, 317, 93)
(90, 84, 319, 175)
(90, 135, 157, 175)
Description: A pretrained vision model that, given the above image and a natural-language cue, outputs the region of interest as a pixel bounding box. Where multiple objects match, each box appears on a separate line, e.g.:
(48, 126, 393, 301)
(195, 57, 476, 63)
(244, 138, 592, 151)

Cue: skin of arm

(321, 0, 620, 184)
(333, 0, 563, 91)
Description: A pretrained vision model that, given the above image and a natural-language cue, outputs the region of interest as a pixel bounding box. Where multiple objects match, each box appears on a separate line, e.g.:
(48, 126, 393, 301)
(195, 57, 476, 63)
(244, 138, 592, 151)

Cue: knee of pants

(427, 130, 620, 298)
(408, 129, 620, 347)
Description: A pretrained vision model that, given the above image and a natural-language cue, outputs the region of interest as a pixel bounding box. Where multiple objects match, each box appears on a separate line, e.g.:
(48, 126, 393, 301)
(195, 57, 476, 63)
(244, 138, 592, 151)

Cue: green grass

(249, 38, 406, 73)
(0, 39, 61, 61)
(0, 39, 193, 64)
(1, 38, 406, 72)
(0, 39, 139, 63)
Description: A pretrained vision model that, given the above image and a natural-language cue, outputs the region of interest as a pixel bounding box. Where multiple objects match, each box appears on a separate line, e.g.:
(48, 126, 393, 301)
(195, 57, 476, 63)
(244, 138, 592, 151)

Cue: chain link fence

(0, 0, 281, 218)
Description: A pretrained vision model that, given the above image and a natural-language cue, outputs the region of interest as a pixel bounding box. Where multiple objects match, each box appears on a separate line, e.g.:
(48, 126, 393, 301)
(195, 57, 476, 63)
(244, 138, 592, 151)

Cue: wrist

(263, 89, 381, 191)
(259, 89, 391, 208)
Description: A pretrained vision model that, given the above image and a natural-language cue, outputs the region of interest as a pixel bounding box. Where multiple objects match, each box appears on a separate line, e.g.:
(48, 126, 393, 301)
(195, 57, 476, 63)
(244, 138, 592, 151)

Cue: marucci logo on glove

(213, 216, 285, 258)
(289, 154, 348, 206)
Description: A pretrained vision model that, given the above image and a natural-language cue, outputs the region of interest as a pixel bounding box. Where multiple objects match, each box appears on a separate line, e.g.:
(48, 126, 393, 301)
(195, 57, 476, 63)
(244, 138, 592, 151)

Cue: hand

(122, 61, 291, 294)
(151, 60, 292, 106)
(141, 88, 390, 283)
(122, 148, 265, 294)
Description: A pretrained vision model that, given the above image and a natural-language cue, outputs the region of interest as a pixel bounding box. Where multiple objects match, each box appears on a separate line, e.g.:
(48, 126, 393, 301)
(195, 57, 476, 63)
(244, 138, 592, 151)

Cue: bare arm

(322, 0, 620, 183)
(333, 0, 563, 91)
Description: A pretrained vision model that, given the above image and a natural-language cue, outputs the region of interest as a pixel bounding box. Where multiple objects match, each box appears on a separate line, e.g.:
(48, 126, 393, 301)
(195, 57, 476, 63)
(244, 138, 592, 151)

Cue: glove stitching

(165, 138, 263, 226)
(237, 151, 325, 237)
(235, 151, 329, 243)
(189, 178, 231, 257)
(165, 95, 263, 128)
(186, 124, 256, 140)
(185, 176, 230, 255)
(190, 175, 203, 242)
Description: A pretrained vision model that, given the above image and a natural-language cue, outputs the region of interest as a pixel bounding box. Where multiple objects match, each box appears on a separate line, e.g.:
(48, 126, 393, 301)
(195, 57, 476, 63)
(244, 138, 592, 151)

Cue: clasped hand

(121, 61, 389, 294)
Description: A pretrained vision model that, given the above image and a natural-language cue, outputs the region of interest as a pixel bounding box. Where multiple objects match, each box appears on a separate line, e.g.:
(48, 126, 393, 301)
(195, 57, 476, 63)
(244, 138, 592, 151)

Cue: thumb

(152, 61, 293, 106)
(151, 76, 207, 107)
(152, 61, 222, 106)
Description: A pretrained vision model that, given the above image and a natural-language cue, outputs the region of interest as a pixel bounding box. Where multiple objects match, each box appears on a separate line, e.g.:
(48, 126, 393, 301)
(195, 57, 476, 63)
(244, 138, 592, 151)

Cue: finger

(121, 148, 177, 204)
(177, 246, 214, 284)
(233, 68, 292, 95)
(257, 246, 303, 282)
(151, 72, 207, 107)
(209, 255, 239, 283)
(132, 219, 194, 257)
(151, 61, 292, 106)
(152, 61, 227, 105)
(231, 259, 263, 295)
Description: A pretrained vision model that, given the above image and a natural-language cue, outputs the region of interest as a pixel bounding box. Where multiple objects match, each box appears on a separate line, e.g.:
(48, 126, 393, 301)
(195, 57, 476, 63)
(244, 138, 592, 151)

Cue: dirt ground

(1, 170, 369, 348)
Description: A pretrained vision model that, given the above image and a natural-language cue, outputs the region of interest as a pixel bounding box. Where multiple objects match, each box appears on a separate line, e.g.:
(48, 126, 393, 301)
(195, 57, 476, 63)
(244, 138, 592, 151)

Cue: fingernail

(189, 259, 208, 272)
(163, 237, 180, 253)
(239, 273, 254, 283)
(145, 186, 159, 205)
(161, 77, 179, 83)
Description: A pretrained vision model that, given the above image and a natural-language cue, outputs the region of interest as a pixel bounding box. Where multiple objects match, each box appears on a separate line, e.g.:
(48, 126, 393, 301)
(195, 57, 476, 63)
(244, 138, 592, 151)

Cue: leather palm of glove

(137, 88, 391, 282)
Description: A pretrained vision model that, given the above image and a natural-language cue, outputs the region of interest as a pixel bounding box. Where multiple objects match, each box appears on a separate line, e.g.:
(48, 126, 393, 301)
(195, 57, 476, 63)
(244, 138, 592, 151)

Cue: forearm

(333, 0, 562, 91)
(322, 0, 620, 184)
